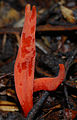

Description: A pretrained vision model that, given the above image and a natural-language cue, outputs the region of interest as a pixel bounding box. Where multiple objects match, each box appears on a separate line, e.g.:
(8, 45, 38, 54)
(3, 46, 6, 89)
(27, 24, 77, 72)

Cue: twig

(40, 104, 61, 119)
(0, 27, 22, 34)
(0, 73, 14, 80)
(26, 91, 49, 120)
(64, 85, 72, 120)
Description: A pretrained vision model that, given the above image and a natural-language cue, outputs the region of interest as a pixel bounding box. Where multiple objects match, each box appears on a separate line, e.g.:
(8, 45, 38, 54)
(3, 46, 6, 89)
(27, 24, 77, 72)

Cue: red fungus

(14, 4, 65, 117)
(33, 64, 65, 92)
(14, 4, 36, 117)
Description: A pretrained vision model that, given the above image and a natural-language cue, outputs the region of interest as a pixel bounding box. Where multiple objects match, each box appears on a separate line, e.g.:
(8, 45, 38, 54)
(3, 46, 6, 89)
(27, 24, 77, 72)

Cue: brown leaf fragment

(60, 5, 76, 23)
(6, 89, 17, 101)
(0, 101, 19, 112)
(0, 3, 20, 27)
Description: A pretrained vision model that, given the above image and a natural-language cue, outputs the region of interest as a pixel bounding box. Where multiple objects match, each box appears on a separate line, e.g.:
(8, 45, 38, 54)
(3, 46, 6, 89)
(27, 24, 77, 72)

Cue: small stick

(2, 34, 7, 51)
(26, 91, 49, 120)
(0, 27, 22, 34)
(64, 85, 72, 120)
(64, 48, 77, 83)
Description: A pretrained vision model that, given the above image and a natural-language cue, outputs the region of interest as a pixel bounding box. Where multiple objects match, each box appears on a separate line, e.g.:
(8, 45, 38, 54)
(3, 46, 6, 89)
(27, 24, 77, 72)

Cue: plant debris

(0, 0, 77, 120)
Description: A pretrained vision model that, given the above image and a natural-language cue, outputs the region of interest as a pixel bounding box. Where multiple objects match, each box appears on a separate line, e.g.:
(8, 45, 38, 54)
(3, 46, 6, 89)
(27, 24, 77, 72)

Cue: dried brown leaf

(60, 5, 76, 23)
(0, 4, 20, 27)
(0, 101, 19, 112)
